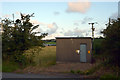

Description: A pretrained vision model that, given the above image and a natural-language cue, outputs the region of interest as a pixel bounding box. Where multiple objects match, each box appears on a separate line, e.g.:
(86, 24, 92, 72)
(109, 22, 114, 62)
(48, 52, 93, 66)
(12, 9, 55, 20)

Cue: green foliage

(2, 13, 47, 65)
(13, 54, 27, 66)
(2, 61, 21, 72)
(100, 74, 120, 80)
(93, 38, 104, 55)
(70, 70, 75, 74)
(76, 70, 85, 75)
(2, 46, 56, 72)
(101, 18, 120, 67)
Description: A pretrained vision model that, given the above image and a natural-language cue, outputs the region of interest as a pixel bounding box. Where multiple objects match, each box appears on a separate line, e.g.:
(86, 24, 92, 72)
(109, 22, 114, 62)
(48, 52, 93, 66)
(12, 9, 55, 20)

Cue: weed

(70, 70, 75, 74)
(76, 70, 85, 75)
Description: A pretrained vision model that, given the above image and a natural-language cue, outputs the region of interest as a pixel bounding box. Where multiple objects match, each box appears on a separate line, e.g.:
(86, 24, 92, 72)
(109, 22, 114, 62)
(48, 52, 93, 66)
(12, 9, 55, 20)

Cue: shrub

(101, 18, 120, 67)
(13, 54, 27, 66)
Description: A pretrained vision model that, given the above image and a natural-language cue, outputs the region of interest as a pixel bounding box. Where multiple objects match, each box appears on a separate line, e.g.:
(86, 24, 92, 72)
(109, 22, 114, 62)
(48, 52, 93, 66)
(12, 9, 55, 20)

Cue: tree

(101, 18, 120, 67)
(2, 13, 47, 63)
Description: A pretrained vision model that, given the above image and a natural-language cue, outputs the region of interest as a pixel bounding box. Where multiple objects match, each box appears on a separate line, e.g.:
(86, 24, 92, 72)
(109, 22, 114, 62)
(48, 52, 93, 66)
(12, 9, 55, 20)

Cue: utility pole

(88, 22, 97, 41)
(12, 14, 14, 23)
(0, 18, 3, 34)
(88, 22, 97, 63)
(105, 18, 111, 27)
(108, 18, 111, 26)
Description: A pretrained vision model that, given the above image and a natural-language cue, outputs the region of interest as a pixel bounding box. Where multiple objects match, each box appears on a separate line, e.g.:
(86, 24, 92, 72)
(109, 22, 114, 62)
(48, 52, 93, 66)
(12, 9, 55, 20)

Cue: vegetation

(24, 46, 56, 67)
(70, 70, 75, 74)
(3, 46, 56, 72)
(2, 60, 21, 72)
(69, 64, 102, 75)
(2, 13, 47, 69)
(93, 38, 104, 55)
(45, 41, 56, 45)
(101, 18, 120, 67)
(100, 74, 120, 80)
(1, 13, 120, 79)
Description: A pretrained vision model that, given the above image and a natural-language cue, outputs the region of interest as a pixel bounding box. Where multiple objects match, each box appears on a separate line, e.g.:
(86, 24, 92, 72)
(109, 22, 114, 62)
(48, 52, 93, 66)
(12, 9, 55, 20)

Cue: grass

(0, 63, 2, 72)
(100, 74, 120, 80)
(2, 61, 21, 72)
(45, 42, 56, 45)
(2, 46, 56, 72)
(24, 46, 56, 67)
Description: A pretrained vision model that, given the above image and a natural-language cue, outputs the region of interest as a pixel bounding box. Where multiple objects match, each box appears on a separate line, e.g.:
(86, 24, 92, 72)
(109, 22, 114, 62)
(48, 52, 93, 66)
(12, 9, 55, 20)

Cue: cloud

(66, 0, 91, 13)
(46, 22, 58, 35)
(2, 14, 12, 18)
(81, 17, 93, 24)
(43, 33, 64, 40)
(30, 20, 58, 35)
(64, 30, 74, 36)
(30, 20, 44, 25)
(110, 12, 118, 19)
(54, 11, 60, 15)
(30, 19, 59, 36)
(73, 22, 79, 26)
(73, 17, 93, 26)
(47, 24, 54, 28)
(15, 11, 20, 15)
(2, 12, 23, 19)
(64, 27, 86, 37)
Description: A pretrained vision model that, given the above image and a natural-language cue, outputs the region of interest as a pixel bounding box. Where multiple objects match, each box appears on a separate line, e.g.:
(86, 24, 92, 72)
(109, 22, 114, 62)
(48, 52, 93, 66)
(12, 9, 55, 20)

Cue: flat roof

(56, 37, 92, 39)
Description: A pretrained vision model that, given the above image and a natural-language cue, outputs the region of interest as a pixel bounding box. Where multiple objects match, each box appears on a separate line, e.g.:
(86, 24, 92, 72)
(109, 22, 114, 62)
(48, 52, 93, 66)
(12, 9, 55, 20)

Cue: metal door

(80, 44, 87, 62)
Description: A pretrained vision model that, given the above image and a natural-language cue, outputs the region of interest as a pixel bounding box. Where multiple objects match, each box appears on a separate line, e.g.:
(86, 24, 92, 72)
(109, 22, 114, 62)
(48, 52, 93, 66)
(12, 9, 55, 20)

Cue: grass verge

(100, 74, 120, 80)
(2, 61, 21, 72)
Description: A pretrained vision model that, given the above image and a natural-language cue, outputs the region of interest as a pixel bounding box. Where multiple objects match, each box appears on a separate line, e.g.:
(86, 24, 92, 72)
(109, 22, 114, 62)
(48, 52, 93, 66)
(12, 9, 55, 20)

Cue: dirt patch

(15, 62, 98, 74)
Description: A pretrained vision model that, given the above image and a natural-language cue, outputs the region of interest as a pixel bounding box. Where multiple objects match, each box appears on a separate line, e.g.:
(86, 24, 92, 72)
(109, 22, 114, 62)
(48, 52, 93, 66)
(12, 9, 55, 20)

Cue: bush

(2, 13, 47, 65)
(101, 18, 120, 67)
(93, 38, 103, 55)
(13, 54, 27, 66)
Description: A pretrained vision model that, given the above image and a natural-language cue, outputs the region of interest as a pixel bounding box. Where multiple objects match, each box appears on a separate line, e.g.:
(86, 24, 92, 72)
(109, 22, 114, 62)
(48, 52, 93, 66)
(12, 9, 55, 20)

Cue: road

(2, 72, 99, 80)
(2, 72, 85, 78)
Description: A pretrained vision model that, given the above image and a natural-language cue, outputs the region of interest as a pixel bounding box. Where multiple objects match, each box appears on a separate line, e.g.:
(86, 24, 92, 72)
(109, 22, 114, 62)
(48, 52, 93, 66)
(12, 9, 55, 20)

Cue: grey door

(80, 44, 87, 62)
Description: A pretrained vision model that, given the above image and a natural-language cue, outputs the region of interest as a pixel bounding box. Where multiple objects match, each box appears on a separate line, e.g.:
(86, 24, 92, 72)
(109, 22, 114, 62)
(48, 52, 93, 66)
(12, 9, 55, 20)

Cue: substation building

(56, 37, 92, 63)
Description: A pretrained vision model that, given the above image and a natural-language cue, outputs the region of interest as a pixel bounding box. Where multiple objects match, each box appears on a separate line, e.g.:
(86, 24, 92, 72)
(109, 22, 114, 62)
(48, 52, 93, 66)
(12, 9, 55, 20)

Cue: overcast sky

(1, 0, 118, 39)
